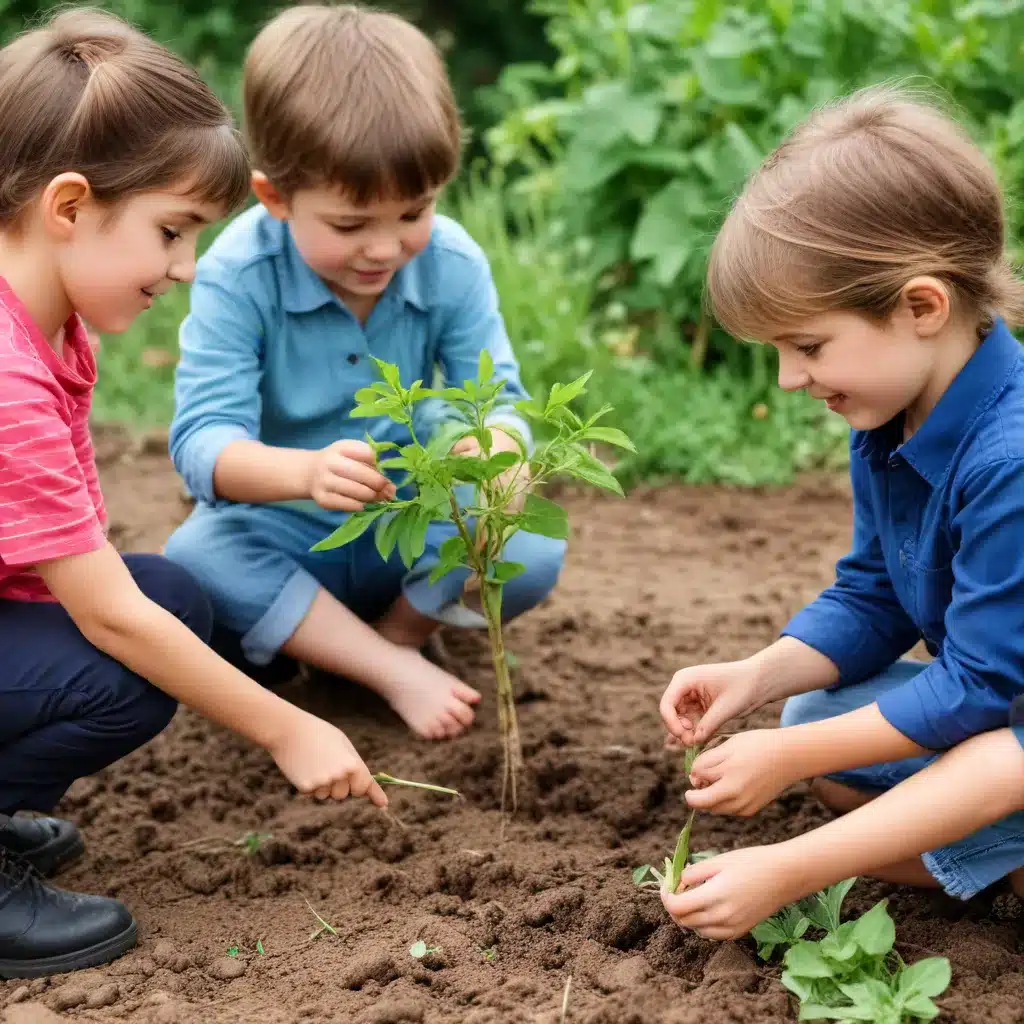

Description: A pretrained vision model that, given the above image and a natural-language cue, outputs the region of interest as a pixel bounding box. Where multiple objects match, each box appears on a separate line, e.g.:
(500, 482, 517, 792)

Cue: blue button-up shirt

(784, 318, 1024, 750)
(169, 206, 531, 524)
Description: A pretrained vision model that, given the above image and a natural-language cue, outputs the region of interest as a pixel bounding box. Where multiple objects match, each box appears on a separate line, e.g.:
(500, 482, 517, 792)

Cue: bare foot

(373, 645, 481, 740)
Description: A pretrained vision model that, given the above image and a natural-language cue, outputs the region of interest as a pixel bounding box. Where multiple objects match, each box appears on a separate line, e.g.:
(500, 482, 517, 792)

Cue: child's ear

(251, 172, 290, 221)
(899, 276, 950, 337)
(40, 173, 91, 241)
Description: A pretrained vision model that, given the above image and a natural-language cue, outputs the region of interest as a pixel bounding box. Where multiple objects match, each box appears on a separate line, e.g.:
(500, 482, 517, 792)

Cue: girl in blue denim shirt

(660, 85, 1024, 935)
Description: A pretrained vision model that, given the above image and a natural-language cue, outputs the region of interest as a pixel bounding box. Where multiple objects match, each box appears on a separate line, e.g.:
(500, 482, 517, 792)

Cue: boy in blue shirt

(659, 85, 1024, 934)
(165, 4, 565, 743)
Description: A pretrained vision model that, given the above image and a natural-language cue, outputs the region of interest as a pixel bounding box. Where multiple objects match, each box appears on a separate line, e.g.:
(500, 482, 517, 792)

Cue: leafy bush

(487, 0, 1024, 370)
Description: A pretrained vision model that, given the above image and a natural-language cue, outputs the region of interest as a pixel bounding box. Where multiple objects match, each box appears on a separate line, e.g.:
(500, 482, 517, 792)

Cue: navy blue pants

(0, 554, 212, 815)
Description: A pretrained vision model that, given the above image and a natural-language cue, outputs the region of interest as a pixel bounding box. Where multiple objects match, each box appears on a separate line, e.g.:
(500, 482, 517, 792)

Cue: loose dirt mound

(2, 428, 1021, 1023)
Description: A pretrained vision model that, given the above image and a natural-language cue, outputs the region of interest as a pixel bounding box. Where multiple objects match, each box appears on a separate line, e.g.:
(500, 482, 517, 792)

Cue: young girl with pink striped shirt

(0, 9, 387, 980)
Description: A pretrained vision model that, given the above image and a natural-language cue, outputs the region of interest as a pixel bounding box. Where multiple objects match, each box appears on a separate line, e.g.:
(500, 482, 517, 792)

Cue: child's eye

(402, 209, 427, 222)
(331, 223, 363, 234)
(161, 226, 181, 242)
(798, 342, 822, 357)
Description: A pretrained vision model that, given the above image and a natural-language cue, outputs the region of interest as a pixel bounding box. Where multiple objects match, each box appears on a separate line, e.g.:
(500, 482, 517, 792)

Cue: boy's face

(767, 306, 941, 432)
(268, 184, 436, 311)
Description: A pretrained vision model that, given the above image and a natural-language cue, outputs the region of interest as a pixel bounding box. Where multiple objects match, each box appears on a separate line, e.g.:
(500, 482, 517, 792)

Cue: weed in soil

(314, 353, 634, 810)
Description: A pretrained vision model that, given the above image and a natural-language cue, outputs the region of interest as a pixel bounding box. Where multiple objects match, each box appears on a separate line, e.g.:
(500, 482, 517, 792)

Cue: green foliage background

(5, 0, 1024, 486)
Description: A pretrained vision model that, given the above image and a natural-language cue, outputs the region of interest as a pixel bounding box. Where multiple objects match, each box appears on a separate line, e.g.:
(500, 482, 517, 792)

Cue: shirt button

(347, 353, 359, 365)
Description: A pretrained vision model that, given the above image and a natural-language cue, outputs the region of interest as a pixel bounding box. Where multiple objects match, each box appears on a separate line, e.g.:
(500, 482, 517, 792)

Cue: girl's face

(766, 306, 944, 433)
(58, 190, 223, 334)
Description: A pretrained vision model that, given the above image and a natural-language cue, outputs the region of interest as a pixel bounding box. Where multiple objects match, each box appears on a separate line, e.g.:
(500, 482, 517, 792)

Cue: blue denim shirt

(169, 206, 532, 524)
(784, 318, 1024, 750)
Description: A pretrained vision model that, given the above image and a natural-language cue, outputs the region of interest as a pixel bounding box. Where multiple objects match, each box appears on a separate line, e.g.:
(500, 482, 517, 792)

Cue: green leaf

(564, 445, 624, 496)
(519, 493, 570, 539)
(311, 505, 390, 552)
(784, 941, 835, 979)
(630, 180, 702, 285)
(373, 358, 402, 390)
(632, 864, 655, 886)
(724, 122, 764, 177)
(398, 506, 431, 568)
(375, 509, 407, 563)
(409, 940, 428, 959)
(849, 900, 895, 957)
(898, 957, 951, 999)
(427, 420, 473, 457)
(580, 426, 637, 452)
(446, 455, 491, 483)
(484, 451, 520, 477)
(256, 938, 265, 956)
(488, 560, 526, 583)
(545, 371, 593, 414)
(478, 349, 495, 385)
(227, 944, 239, 958)
(429, 534, 470, 584)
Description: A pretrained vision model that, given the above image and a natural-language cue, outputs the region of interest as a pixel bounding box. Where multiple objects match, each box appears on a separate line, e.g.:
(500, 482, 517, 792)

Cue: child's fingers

(661, 875, 717, 918)
(685, 778, 728, 810)
(691, 744, 728, 775)
(679, 857, 721, 890)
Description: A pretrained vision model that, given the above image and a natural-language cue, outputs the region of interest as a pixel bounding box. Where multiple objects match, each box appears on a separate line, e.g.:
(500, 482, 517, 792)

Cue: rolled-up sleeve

(782, 444, 920, 682)
(169, 261, 264, 504)
(877, 459, 1024, 749)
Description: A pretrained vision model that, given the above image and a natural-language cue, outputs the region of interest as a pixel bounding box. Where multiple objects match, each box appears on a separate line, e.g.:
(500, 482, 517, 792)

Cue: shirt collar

(280, 224, 428, 314)
(856, 318, 1021, 485)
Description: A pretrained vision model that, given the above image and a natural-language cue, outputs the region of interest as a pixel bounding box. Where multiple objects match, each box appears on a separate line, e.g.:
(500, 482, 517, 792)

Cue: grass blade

(373, 772, 461, 797)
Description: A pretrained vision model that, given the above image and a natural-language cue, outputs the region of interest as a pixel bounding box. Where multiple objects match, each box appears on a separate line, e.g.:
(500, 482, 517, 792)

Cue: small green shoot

(305, 898, 339, 942)
(256, 938, 265, 956)
(372, 772, 460, 798)
(235, 831, 272, 856)
(480, 946, 497, 963)
(226, 944, 239, 958)
(314, 354, 633, 810)
(409, 940, 441, 959)
(750, 903, 811, 960)
(798, 876, 858, 934)
(636, 744, 703, 894)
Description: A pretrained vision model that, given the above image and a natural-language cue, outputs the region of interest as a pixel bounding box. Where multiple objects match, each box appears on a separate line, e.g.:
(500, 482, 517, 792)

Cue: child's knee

(124, 553, 213, 643)
(503, 535, 566, 616)
(779, 689, 831, 729)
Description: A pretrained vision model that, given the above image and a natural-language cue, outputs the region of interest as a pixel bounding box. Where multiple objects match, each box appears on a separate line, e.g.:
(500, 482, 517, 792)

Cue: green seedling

(226, 944, 239, 958)
(634, 744, 702, 894)
(227, 939, 265, 959)
(314, 353, 633, 810)
(751, 878, 856, 961)
(305, 898, 339, 942)
(480, 946, 497, 963)
(409, 940, 441, 959)
(783, 900, 951, 1022)
(372, 772, 460, 798)
(235, 831, 272, 856)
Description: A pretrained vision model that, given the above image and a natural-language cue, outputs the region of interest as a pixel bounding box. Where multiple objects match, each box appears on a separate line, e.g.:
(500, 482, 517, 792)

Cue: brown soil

(3, 427, 1023, 1024)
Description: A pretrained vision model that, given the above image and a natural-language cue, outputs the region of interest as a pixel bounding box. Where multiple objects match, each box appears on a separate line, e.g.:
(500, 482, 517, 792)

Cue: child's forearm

(780, 703, 928, 782)
(749, 636, 841, 704)
(213, 439, 314, 504)
(775, 728, 1024, 895)
(90, 596, 305, 750)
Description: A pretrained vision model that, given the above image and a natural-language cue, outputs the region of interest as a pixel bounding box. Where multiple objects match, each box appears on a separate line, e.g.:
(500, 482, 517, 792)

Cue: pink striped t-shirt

(0, 281, 106, 602)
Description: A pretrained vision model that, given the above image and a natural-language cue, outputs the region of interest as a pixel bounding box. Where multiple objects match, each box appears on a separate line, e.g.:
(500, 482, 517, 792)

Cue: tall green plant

(313, 353, 634, 809)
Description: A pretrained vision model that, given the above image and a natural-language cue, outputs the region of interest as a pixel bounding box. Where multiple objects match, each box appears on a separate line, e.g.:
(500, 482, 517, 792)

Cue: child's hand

(661, 845, 803, 939)
(452, 428, 529, 512)
(686, 730, 792, 816)
(269, 710, 389, 806)
(661, 659, 764, 746)
(308, 439, 396, 511)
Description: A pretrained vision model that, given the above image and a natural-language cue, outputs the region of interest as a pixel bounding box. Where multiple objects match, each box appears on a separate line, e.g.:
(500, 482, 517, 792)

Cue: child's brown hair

(243, 3, 461, 203)
(707, 85, 1024, 340)
(0, 8, 249, 227)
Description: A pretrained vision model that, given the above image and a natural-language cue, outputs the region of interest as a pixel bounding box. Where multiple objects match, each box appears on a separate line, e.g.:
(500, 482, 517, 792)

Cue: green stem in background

(690, 308, 711, 372)
(372, 773, 461, 798)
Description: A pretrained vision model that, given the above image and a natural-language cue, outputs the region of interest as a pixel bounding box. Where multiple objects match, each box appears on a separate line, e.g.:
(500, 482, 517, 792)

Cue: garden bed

(2, 429, 1021, 1023)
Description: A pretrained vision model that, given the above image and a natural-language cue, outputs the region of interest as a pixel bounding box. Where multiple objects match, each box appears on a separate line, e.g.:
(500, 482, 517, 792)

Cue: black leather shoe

(0, 849, 136, 978)
(0, 816, 85, 877)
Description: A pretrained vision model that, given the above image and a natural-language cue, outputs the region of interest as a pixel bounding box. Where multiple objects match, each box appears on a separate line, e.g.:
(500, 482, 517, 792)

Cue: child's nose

(776, 351, 811, 392)
(363, 235, 402, 263)
(168, 255, 197, 285)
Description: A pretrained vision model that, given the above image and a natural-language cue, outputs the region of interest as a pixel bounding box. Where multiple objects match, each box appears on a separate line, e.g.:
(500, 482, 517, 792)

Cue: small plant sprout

(314, 353, 634, 809)
(235, 831, 272, 856)
(226, 944, 239, 958)
(480, 945, 497, 963)
(305, 898, 339, 942)
(372, 772, 460, 798)
(256, 938, 265, 956)
(409, 940, 441, 959)
(634, 744, 702, 894)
